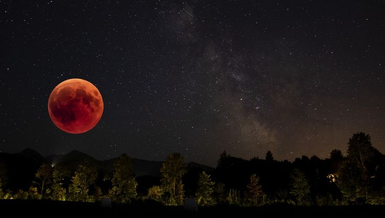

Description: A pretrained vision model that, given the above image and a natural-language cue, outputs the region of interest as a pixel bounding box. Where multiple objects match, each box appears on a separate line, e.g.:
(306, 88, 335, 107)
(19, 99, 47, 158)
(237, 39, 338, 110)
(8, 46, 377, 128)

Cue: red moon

(48, 78, 104, 134)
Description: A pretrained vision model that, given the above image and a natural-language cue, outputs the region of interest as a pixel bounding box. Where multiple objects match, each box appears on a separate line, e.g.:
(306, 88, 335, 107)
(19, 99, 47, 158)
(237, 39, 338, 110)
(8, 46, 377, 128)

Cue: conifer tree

(246, 174, 264, 206)
(196, 171, 216, 206)
(290, 168, 311, 205)
(265, 150, 274, 161)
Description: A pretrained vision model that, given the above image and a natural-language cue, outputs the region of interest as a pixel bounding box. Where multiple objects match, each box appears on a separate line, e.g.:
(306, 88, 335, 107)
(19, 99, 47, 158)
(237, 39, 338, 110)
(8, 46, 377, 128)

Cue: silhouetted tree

(246, 174, 264, 206)
(347, 132, 380, 174)
(217, 150, 230, 170)
(68, 159, 98, 202)
(337, 158, 365, 203)
(196, 171, 215, 206)
(290, 168, 311, 205)
(215, 151, 250, 193)
(109, 153, 137, 203)
(265, 151, 274, 161)
(330, 149, 344, 174)
(34, 163, 53, 197)
(330, 149, 343, 161)
(160, 152, 186, 205)
(338, 132, 382, 204)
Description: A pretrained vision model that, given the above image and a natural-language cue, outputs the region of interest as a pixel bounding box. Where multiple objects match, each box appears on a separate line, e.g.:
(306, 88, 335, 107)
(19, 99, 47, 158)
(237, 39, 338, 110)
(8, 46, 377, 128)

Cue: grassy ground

(1, 199, 384, 217)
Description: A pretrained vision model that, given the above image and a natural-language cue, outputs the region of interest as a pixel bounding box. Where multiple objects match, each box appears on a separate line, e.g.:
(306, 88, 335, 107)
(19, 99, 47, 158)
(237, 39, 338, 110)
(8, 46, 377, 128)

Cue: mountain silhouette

(0, 148, 214, 193)
(2, 148, 214, 178)
(45, 150, 164, 176)
(46, 149, 214, 177)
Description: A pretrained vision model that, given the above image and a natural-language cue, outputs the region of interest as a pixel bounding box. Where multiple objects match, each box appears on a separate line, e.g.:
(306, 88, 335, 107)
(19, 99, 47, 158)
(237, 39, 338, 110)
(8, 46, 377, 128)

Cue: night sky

(1, 0, 384, 167)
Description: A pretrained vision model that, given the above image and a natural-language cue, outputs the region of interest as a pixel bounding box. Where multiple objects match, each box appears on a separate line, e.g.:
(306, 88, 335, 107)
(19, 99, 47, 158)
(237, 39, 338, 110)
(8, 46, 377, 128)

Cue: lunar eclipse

(48, 78, 104, 134)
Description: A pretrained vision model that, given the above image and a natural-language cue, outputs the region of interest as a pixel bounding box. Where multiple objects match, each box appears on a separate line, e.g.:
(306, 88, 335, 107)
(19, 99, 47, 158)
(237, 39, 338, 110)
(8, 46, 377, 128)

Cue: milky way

(1, 0, 384, 166)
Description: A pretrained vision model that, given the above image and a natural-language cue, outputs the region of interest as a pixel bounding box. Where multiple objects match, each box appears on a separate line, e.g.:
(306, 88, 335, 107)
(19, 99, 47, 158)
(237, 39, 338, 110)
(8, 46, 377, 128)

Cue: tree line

(1, 132, 385, 206)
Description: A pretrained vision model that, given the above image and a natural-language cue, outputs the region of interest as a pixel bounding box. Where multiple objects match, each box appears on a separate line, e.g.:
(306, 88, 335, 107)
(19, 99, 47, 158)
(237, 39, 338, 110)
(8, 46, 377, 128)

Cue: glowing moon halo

(48, 78, 104, 134)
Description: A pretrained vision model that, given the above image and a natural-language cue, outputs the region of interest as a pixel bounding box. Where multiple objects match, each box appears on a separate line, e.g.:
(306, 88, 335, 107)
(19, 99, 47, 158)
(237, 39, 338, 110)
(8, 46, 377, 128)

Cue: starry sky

(1, 0, 385, 167)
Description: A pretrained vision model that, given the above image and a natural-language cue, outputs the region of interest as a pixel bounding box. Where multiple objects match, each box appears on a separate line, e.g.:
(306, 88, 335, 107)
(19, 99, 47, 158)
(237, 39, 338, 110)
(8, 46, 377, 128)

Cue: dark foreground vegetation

(1, 132, 385, 213)
(1, 199, 385, 218)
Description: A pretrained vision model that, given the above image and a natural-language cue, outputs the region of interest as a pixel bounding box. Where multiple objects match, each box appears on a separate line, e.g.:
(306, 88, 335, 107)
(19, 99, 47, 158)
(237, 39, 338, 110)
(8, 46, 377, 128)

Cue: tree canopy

(160, 152, 186, 205)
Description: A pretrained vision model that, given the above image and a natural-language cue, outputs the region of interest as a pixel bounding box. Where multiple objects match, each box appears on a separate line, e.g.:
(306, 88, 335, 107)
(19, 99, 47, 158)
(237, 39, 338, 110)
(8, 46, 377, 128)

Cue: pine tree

(196, 171, 216, 206)
(265, 151, 274, 161)
(160, 152, 186, 205)
(246, 174, 263, 206)
(290, 168, 311, 205)
(110, 154, 137, 204)
(217, 151, 230, 169)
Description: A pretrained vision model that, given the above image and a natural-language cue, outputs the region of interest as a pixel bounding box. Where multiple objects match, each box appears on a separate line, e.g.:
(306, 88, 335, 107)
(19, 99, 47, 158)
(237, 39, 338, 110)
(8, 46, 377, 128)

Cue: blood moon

(48, 78, 104, 134)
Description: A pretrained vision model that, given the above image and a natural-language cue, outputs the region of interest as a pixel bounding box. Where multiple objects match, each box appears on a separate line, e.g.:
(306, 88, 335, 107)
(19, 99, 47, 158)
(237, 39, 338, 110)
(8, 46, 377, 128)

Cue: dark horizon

(1, 131, 381, 168)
